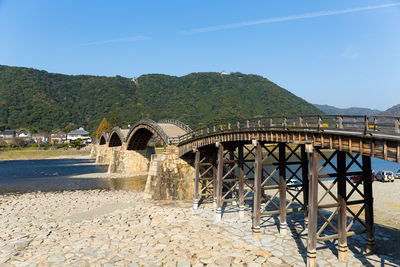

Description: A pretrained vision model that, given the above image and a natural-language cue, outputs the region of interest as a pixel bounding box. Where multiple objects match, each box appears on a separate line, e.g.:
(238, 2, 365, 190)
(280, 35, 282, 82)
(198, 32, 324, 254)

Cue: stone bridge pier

(107, 143, 149, 175)
(91, 143, 194, 200)
(91, 119, 195, 200)
(144, 146, 194, 200)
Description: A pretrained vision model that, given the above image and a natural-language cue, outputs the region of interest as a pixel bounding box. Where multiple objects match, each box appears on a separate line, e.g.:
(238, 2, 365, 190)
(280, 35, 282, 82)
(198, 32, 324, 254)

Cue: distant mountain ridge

(313, 104, 381, 116)
(0, 65, 321, 132)
(380, 104, 400, 116)
(314, 103, 400, 117)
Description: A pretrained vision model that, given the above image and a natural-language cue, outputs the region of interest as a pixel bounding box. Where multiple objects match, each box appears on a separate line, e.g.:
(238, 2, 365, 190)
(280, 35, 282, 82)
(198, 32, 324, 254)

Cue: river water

(0, 158, 147, 194)
(0, 156, 399, 194)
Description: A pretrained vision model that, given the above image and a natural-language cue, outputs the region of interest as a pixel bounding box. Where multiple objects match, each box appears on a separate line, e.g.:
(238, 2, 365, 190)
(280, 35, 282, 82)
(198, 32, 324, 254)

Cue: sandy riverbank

(0, 150, 90, 161)
(314, 179, 400, 230)
(370, 179, 400, 229)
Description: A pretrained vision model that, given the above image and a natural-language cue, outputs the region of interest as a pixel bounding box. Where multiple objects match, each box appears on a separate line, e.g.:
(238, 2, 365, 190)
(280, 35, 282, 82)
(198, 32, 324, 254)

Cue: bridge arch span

(99, 132, 108, 145)
(126, 119, 170, 150)
(107, 127, 128, 147)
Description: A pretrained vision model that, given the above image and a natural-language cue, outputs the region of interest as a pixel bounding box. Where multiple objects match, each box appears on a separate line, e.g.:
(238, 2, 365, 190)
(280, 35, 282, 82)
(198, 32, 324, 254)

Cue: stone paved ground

(193, 203, 400, 267)
(0, 190, 288, 267)
(1, 190, 400, 267)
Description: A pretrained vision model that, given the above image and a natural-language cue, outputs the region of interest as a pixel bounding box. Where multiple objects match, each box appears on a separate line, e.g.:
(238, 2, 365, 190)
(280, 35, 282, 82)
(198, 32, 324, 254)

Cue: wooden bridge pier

(194, 142, 256, 220)
(193, 147, 217, 209)
(306, 146, 375, 267)
(252, 142, 307, 235)
(192, 142, 375, 267)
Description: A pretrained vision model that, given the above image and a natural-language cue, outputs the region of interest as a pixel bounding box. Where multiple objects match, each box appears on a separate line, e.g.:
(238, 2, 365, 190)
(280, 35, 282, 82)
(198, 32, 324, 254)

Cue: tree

(64, 122, 77, 134)
(96, 118, 111, 139)
(109, 109, 121, 128)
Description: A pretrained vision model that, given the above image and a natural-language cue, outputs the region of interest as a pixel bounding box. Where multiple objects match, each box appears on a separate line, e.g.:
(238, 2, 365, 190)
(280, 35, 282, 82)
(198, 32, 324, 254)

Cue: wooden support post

(397, 144, 400, 164)
(216, 143, 224, 222)
(193, 149, 200, 209)
(253, 141, 262, 233)
(362, 155, 375, 254)
(301, 145, 309, 225)
(238, 144, 245, 219)
(229, 149, 237, 205)
(307, 147, 318, 267)
(279, 143, 288, 235)
(213, 151, 218, 209)
(384, 140, 388, 160)
(337, 151, 348, 262)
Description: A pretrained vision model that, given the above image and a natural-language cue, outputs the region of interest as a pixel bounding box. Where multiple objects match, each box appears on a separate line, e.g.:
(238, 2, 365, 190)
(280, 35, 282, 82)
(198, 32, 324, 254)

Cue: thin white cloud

(75, 36, 150, 47)
(341, 45, 360, 59)
(183, 3, 400, 34)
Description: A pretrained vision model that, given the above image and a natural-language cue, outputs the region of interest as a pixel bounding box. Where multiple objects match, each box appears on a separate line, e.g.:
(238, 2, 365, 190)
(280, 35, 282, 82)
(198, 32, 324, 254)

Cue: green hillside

(0, 65, 321, 133)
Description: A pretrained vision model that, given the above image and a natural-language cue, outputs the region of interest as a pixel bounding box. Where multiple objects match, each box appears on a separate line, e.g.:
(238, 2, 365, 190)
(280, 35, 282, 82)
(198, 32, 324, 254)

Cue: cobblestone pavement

(0, 190, 288, 267)
(1, 190, 400, 266)
(192, 203, 400, 267)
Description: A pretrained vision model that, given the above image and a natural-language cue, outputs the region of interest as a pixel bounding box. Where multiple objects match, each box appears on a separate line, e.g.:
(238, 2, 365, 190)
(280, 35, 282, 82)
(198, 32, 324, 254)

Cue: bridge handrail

(158, 119, 193, 133)
(177, 115, 400, 144)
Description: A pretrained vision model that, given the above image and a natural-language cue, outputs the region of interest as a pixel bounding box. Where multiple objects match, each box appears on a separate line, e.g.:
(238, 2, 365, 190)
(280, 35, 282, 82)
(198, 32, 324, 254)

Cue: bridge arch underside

(127, 126, 167, 151)
(99, 135, 107, 145)
(179, 130, 400, 163)
(108, 132, 123, 147)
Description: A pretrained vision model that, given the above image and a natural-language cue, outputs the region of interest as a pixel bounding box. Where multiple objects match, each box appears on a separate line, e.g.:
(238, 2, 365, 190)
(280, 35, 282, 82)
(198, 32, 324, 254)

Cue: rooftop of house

(3, 130, 16, 135)
(32, 133, 49, 137)
(68, 127, 89, 135)
(17, 129, 31, 135)
(51, 130, 66, 135)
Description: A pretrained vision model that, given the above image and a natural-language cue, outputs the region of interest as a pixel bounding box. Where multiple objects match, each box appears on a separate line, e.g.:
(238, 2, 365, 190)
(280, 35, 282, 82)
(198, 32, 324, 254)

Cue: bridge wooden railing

(177, 115, 400, 144)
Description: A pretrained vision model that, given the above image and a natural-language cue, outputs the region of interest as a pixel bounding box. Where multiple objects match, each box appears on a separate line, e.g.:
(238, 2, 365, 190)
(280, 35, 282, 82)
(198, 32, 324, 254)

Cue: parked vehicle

(287, 178, 302, 191)
(350, 174, 374, 183)
(395, 169, 400, 179)
(375, 171, 395, 182)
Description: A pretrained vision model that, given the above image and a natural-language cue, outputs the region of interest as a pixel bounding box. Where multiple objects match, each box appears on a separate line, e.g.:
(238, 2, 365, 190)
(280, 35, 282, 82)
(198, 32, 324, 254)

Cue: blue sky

(0, 0, 399, 110)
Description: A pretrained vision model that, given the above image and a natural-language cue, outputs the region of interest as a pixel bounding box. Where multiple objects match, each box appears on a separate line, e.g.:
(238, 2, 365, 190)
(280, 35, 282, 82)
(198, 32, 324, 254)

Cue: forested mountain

(0, 65, 321, 133)
(313, 104, 381, 116)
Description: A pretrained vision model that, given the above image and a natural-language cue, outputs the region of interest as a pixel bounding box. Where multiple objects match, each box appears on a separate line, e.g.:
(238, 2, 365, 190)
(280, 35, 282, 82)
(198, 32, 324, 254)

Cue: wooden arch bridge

(97, 115, 400, 267)
(100, 119, 191, 149)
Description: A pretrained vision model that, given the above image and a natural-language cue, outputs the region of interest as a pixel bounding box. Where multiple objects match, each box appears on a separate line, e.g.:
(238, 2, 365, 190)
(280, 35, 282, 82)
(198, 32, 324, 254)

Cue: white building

(32, 133, 49, 143)
(50, 130, 67, 144)
(17, 129, 32, 141)
(67, 127, 91, 143)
